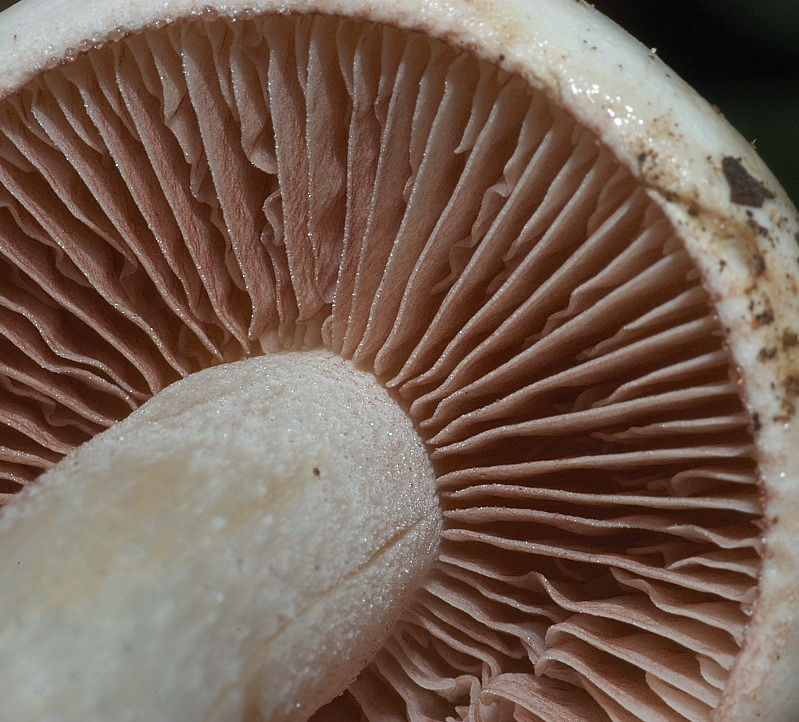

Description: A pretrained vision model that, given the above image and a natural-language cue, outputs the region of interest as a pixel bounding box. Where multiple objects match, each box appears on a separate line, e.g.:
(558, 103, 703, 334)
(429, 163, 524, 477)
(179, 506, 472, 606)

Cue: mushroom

(0, 0, 797, 720)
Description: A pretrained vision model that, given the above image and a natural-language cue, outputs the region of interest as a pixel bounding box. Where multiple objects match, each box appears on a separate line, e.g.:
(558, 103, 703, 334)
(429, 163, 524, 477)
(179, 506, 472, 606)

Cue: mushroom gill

(0, 4, 792, 722)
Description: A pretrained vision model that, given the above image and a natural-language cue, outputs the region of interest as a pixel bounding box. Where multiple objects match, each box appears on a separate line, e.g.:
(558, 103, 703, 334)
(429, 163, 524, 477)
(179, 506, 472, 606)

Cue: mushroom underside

(0, 13, 761, 722)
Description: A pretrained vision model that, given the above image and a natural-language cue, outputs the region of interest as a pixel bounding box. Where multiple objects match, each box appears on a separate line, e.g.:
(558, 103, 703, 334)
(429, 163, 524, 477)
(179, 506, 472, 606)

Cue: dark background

(593, 0, 799, 206)
(0, 0, 796, 204)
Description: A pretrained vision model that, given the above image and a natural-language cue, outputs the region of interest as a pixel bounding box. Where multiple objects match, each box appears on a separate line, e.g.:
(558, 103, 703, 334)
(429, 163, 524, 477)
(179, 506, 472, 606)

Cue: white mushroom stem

(0, 349, 441, 722)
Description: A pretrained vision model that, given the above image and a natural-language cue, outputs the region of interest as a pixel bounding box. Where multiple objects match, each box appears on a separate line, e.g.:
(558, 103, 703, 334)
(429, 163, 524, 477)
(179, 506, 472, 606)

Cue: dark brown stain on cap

(722, 156, 776, 208)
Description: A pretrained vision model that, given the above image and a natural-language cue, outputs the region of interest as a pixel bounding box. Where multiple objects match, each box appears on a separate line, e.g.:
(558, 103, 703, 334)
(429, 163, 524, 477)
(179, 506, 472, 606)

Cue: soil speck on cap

(783, 330, 799, 350)
(722, 156, 775, 207)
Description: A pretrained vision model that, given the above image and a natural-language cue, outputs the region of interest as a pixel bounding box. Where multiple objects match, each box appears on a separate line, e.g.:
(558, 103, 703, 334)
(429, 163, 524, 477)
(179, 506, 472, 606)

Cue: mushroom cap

(0, 0, 797, 720)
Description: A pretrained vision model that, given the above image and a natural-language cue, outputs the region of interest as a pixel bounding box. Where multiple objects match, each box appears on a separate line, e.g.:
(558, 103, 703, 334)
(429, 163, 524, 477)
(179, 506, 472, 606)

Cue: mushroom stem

(0, 350, 441, 721)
